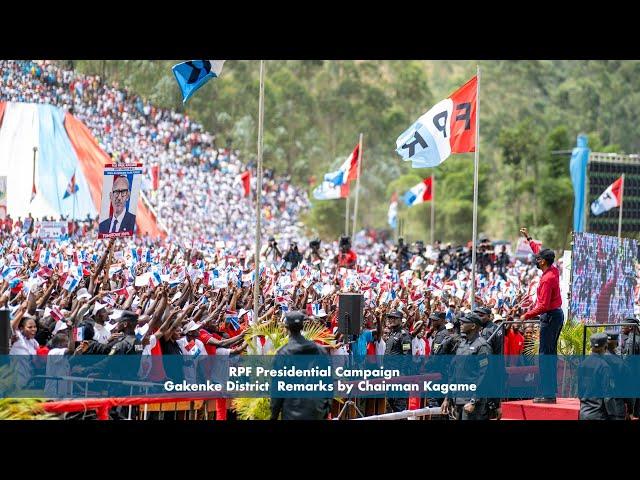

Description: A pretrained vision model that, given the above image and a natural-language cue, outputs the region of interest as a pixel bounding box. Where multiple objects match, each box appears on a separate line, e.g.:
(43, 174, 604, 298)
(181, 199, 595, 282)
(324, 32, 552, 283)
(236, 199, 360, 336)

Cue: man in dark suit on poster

(99, 175, 136, 235)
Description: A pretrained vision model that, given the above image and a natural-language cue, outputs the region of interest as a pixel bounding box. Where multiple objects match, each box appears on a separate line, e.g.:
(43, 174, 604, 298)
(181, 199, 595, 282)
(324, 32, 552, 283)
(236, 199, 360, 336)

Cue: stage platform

(501, 398, 579, 420)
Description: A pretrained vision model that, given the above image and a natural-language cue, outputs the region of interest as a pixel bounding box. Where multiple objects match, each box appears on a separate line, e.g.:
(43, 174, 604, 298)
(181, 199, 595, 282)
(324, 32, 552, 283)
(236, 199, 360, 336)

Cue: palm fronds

(0, 398, 57, 420)
(231, 397, 271, 420)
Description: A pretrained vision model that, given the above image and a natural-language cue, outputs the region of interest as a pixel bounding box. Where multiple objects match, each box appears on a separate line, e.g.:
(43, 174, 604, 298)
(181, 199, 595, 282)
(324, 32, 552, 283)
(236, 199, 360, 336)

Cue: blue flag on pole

(172, 60, 225, 104)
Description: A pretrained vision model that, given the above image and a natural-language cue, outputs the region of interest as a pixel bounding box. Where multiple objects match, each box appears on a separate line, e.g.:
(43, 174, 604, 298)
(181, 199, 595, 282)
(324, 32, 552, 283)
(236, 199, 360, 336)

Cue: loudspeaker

(0, 308, 10, 355)
(338, 293, 363, 336)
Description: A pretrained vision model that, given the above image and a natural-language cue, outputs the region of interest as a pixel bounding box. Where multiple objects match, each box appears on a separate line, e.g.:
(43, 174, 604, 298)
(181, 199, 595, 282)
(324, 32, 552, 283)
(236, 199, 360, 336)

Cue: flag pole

(253, 60, 265, 318)
(32, 146, 37, 204)
(430, 175, 435, 245)
(618, 174, 625, 239)
(470, 65, 481, 310)
(345, 195, 350, 236)
(351, 133, 364, 242)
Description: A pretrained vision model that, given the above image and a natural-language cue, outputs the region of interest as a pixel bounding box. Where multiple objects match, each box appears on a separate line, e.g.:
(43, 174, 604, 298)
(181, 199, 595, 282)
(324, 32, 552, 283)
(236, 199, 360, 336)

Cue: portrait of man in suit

(98, 175, 136, 235)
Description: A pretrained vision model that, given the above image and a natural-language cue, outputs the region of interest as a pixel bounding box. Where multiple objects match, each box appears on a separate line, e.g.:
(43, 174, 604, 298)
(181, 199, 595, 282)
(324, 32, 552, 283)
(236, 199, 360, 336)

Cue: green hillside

(72, 60, 640, 249)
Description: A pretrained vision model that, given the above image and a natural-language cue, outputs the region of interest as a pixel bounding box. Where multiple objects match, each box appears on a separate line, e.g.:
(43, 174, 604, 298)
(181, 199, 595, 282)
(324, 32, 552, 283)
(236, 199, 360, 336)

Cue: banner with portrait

(98, 164, 143, 239)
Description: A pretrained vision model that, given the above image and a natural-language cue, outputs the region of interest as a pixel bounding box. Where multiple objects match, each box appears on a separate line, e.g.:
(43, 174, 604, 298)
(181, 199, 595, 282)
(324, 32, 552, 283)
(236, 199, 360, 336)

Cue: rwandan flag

(62, 172, 79, 199)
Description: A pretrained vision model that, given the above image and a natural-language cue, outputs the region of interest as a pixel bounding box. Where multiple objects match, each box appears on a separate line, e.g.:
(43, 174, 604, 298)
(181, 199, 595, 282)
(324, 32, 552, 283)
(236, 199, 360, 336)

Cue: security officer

(476, 306, 502, 354)
(441, 313, 492, 420)
(578, 333, 620, 420)
(436, 314, 463, 355)
(476, 305, 503, 419)
(384, 309, 413, 413)
(270, 311, 331, 420)
(622, 317, 640, 356)
(429, 312, 449, 355)
(622, 317, 640, 419)
(604, 331, 629, 419)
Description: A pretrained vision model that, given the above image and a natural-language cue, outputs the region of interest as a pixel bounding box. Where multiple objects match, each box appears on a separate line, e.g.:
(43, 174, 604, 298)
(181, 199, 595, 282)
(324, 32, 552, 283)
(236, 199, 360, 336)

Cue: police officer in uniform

(441, 313, 492, 420)
(475, 306, 503, 419)
(429, 312, 448, 355)
(384, 309, 413, 413)
(578, 333, 621, 420)
(622, 317, 640, 419)
(604, 331, 629, 419)
(270, 311, 331, 420)
(476, 306, 502, 354)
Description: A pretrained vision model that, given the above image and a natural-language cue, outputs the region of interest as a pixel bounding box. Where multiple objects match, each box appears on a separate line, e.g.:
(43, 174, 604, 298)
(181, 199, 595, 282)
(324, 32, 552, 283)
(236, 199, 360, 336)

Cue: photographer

(283, 241, 303, 270)
(410, 240, 429, 272)
(394, 237, 412, 272)
(335, 235, 357, 268)
(263, 236, 283, 263)
(305, 238, 323, 265)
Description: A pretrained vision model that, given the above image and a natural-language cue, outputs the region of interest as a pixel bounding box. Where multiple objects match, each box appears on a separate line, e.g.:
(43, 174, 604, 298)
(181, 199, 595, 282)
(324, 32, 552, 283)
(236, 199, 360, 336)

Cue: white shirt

(110, 210, 126, 233)
(93, 323, 110, 344)
(374, 339, 386, 356)
(10, 330, 39, 355)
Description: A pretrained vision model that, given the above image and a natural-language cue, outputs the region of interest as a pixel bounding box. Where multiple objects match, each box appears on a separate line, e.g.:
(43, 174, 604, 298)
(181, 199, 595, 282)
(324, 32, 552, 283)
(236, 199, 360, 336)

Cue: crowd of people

(3, 60, 640, 420)
(0, 60, 310, 248)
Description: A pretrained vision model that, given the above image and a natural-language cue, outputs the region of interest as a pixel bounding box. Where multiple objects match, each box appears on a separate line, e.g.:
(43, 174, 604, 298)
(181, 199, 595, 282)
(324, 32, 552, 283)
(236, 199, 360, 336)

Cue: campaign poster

(36, 221, 68, 240)
(0, 176, 6, 220)
(98, 164, 142, 239)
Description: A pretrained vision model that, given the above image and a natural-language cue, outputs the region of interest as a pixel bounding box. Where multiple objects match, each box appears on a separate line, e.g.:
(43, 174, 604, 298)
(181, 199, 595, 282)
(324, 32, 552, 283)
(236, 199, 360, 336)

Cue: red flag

(151, 165, 160, 191)
(240, 171, 251, 197)
(31, 182, 37, 203)
(449, 75, 478, 154)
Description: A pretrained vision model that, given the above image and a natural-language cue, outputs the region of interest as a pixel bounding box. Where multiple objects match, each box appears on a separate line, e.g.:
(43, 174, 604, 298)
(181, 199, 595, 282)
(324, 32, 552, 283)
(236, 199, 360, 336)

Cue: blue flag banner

(172, 60, 225, 104)
(570, 134, 590, 233)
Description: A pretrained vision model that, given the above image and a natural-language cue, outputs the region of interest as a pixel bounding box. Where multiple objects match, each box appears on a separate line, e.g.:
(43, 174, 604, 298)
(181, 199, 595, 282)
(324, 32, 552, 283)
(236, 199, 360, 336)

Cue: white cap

(109, 309, 124, 321)
(93, 302, 107, 316)
(76, 288, 91, 300)
(445, 322, 454, 330)
(183, 320, 202, 333)
(52, 320, 68, 335)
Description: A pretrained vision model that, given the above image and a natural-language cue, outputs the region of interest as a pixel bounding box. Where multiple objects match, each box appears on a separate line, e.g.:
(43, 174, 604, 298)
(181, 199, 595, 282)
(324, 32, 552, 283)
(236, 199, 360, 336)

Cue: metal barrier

(352, 406, 442, 420)
(42, 393, 225, 420)
(581, 322, 637, 356)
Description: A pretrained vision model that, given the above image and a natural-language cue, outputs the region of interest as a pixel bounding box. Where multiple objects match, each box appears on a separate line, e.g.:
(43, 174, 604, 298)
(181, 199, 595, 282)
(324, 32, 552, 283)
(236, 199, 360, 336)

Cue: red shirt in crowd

(524, 240, 562, 319)
(504, 329, 524, 363)
(199, 329, 222, 355)
(337, 250, 357, 268)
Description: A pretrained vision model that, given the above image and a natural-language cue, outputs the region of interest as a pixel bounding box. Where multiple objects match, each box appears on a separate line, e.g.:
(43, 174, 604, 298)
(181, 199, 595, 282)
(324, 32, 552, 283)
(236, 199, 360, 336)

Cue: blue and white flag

(172, 60, 225, 104)
(62, 275, 79, 292)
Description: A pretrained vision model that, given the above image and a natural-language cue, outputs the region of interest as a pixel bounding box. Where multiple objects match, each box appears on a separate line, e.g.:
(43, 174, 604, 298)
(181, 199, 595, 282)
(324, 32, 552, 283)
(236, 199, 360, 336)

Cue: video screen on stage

(570, 232, 639, 324)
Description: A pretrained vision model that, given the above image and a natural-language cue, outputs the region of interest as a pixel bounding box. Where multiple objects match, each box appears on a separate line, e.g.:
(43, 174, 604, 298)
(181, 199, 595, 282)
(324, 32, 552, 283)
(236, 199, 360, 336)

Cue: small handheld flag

(63, 173, 79, 199)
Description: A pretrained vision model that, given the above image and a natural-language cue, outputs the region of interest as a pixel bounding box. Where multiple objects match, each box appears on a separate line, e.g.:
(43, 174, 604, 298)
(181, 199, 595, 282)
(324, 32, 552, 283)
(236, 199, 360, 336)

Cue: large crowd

(0, 60, 310, 247)
(3, 60, 640, 420)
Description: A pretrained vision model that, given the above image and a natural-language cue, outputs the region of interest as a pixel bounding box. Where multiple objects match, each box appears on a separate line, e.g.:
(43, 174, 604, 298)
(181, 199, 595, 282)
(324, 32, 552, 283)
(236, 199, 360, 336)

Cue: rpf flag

(172, 60, 225, 104)
(388, 192, 398, 229)
(312, 181, 349, 200)
(62, 172, 79, 199)
(403, 176, 433, 207)
(591, 176, 623, 216)
(324, 144, 360, 186)
(396, 75, 477, 168)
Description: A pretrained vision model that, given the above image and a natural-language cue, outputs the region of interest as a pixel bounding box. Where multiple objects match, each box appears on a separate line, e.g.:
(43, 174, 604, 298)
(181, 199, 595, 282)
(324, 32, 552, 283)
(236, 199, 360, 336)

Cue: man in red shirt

(336, 235, 357, 268)
(519, 227, 564, 403)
